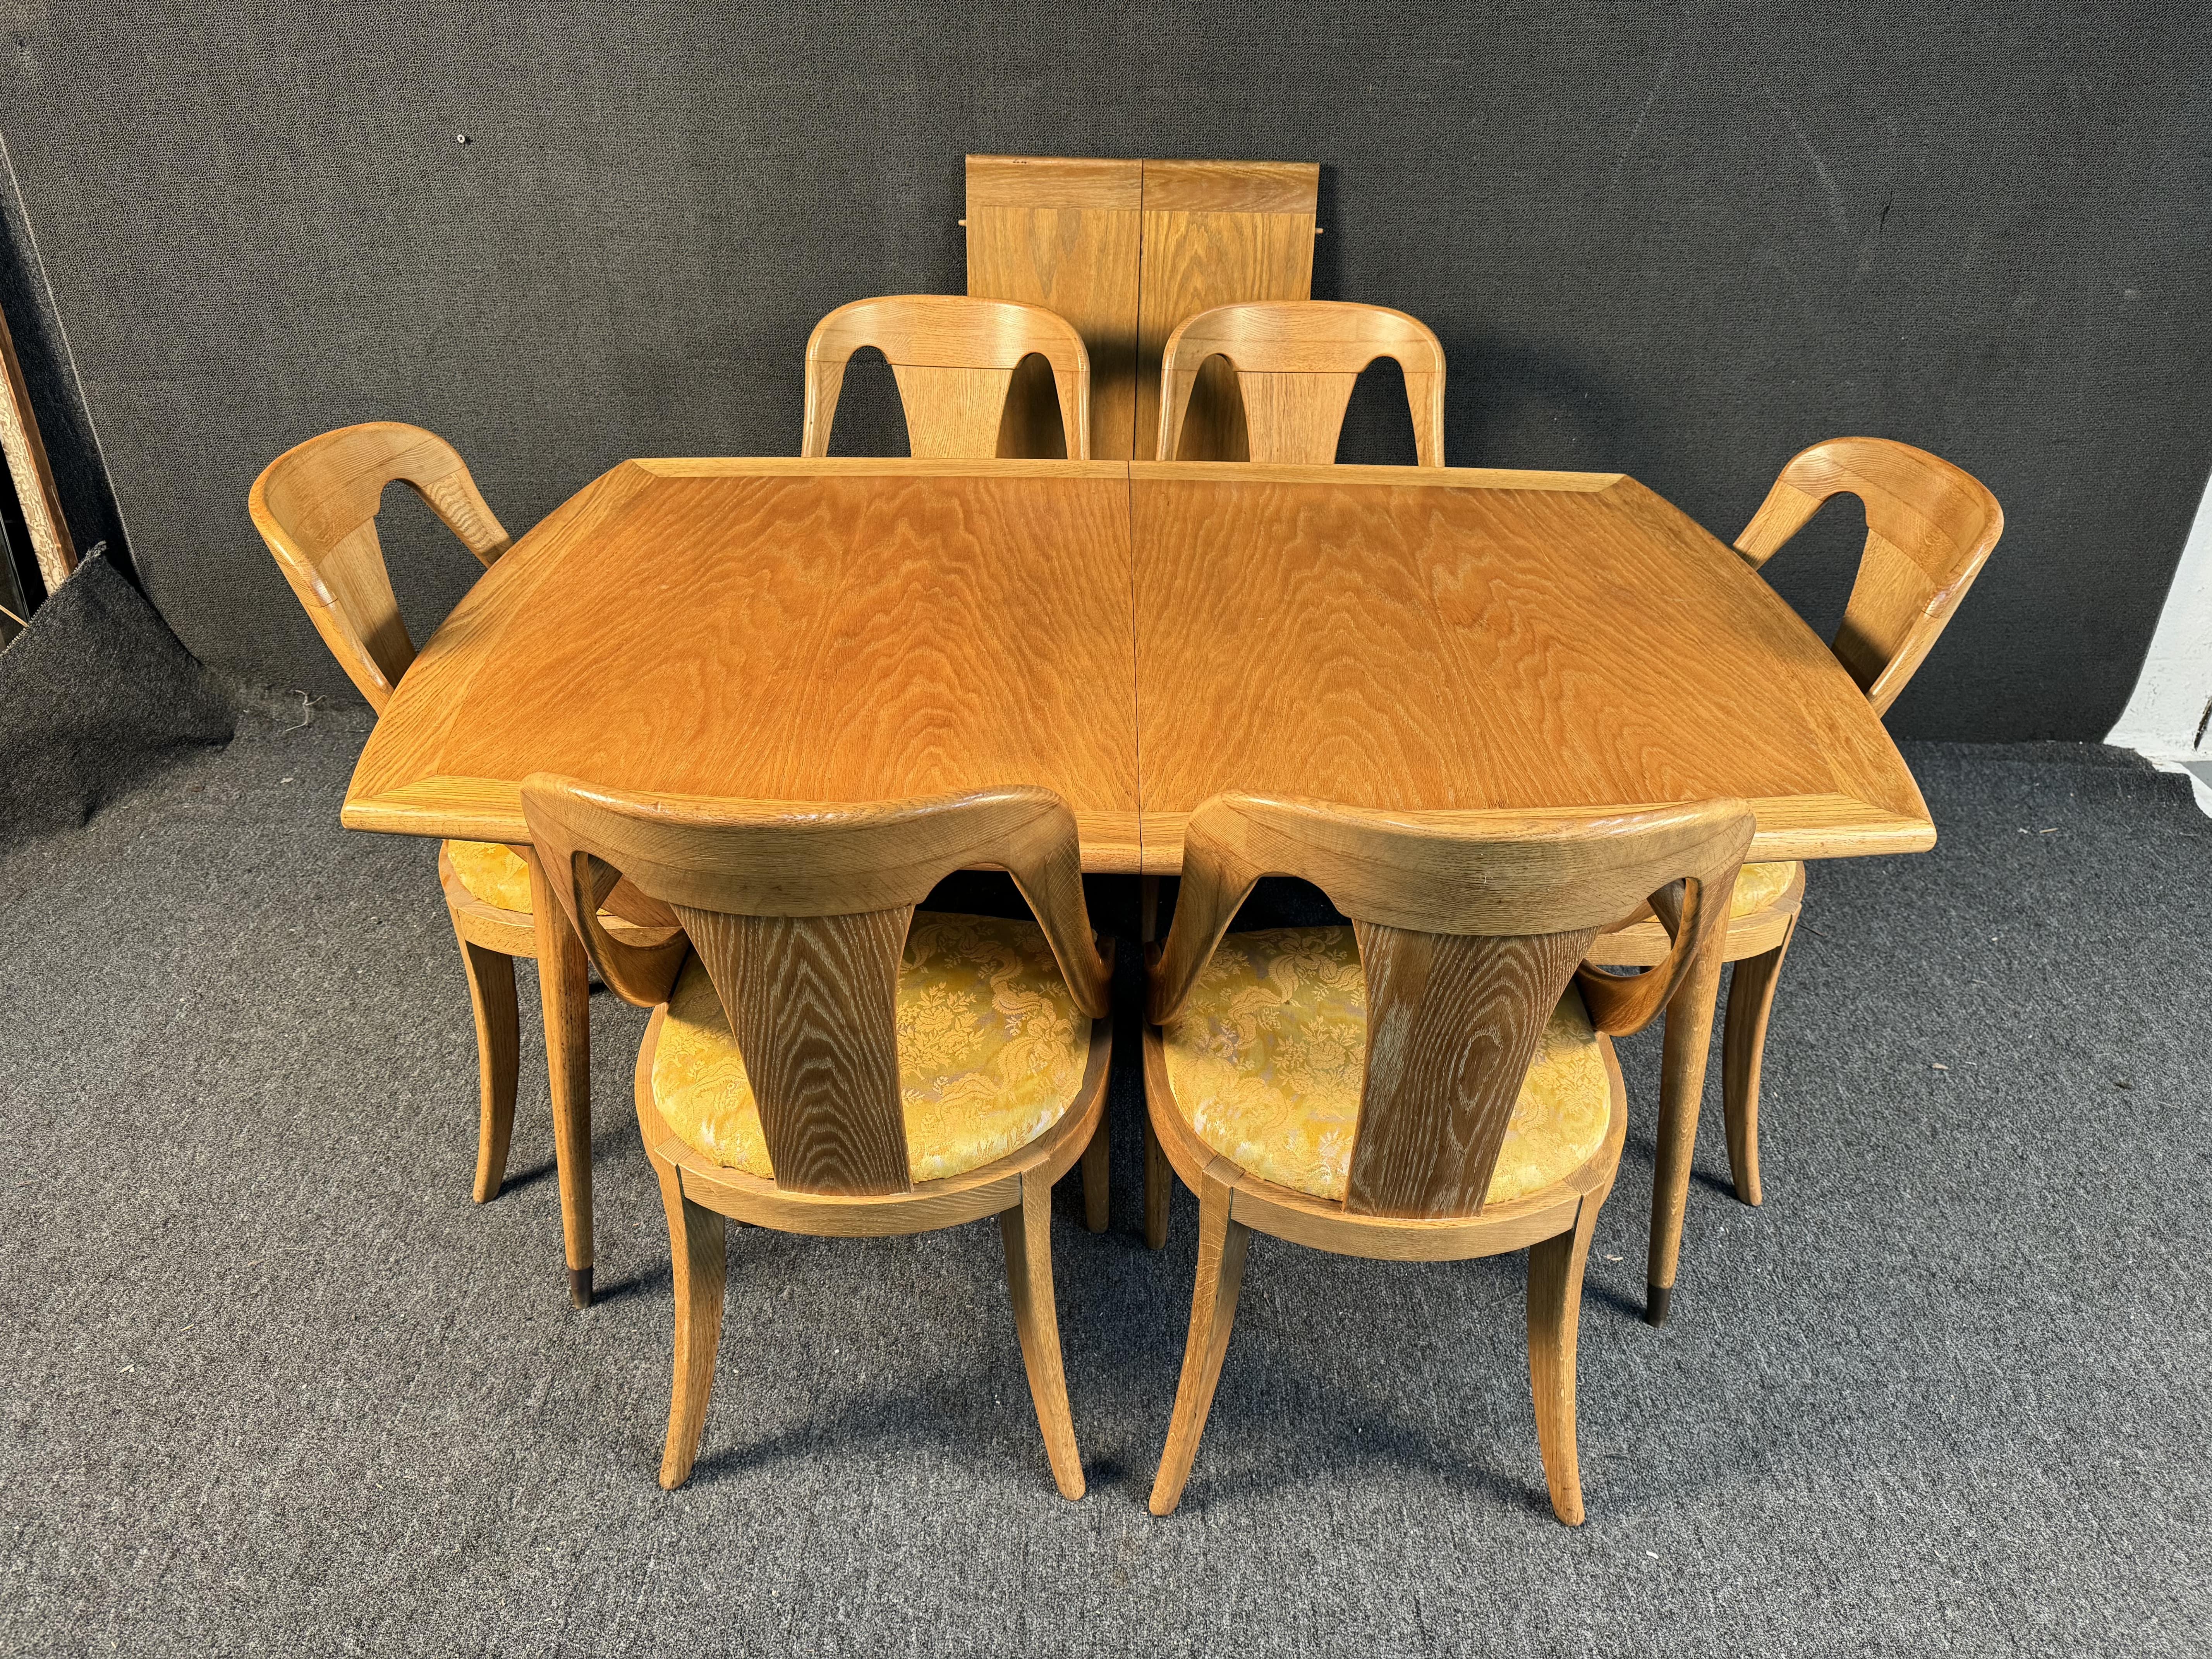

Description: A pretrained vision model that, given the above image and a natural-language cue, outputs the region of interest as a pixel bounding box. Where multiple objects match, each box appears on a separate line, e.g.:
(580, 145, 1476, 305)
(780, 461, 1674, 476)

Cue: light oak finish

(1134, 161, 1319, 461)
(1158, 301, 1446, 466)
(1585, 438, 2002, 1319)
(345, 459, 1143, 860)
(519, 777, 1112, 1496)
(800, 294, 1091, 461)
(251, 423, 669, 1308)
(1128, 460, 1936, 1325)
(250, 422, 510, 711)
(342, 459, 1140, 1296)
(1736, 437, 2004, 718)
(1142, 793, 1753, 1520)
(347, 460, 1931, 872)
(337, 455, 1937, 1300)
(966, 156, 1319, 460)
(966, 157, 1143, 462)
(1128, 463, 1935, 872)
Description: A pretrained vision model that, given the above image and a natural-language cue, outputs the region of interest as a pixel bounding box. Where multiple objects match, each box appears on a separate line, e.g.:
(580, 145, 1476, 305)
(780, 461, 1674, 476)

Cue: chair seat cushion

(1731, 860, 1798, 916)
(651, 913, 1092, 1184)
(1161, 926, 1610, 1206)
(447, 840, 534, 913)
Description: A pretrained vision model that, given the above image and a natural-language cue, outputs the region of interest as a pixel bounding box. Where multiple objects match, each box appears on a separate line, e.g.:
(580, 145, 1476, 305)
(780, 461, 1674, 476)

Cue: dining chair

(1155, 299, 1446, 465)
(249, 421, 670, 1304)
(800, 294, 1093, 460)
(1587, 436, 2003, 1319)
(1140, 792, 1754, 1521)
(519, 776, 1116, 1496)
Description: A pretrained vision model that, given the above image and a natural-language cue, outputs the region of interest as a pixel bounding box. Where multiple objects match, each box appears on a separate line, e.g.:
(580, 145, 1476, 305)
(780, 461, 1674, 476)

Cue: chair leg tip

(568, 1266, 594, 1309)
(1643, 1283, 1671, 1326)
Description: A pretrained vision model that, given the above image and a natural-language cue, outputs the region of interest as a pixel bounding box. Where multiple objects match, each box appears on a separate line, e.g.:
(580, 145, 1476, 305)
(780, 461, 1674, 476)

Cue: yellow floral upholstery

(651, 913, 1092, 1184)
(447, 840, 534, 913)
(1731, 860, 1798, 917)
(1160, 926, 1611, 1206)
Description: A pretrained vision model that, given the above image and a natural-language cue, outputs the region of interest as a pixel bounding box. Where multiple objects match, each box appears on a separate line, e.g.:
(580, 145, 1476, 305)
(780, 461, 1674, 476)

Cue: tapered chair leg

(1001, 1170, 1085, 1499)
(1149, 1171, 1250, 1516)
(1142, 1116, 1172, 1250)
(1721, 915, 1797, 1209)
(527, 850, 597, 1309)
(1646, 940, 1725, 1325)
(1528, 1183, 1608, 1525)
(656, 1167, 726, 1491)
(1080, 1115, 1110, 1234)
(452, 922, 522, 1204)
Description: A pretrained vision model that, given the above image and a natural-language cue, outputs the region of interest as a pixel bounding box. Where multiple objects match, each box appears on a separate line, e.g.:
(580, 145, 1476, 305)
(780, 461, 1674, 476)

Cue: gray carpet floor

(2, 709, 2208, 1656)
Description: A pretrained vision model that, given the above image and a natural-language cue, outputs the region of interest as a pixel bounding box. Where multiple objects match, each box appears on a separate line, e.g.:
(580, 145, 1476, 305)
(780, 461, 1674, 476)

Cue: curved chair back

(519, 778, 1112, 1198)
(1734, 437, 2003, 716)
(1151, 793, 1754, 1219)
(1157, 300, 1446, 466)
(801, 295, 1092, 461)
(248, 422, 510, 712)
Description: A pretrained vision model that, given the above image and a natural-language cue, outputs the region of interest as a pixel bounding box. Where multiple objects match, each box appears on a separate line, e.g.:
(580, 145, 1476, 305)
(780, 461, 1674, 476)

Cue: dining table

(342, 454, 1934, 1308)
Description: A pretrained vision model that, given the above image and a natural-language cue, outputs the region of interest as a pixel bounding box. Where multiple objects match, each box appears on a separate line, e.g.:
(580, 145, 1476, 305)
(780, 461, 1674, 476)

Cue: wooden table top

(343, 457, 1933, 873)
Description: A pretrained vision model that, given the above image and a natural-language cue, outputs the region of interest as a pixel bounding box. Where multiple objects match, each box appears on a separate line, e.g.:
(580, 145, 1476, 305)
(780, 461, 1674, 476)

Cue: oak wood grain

(526, 777, 1113, 1207)
(1138, 796, 1738, 1518)
(800, 295, 1091, 461)
(966, 156, 1143, 460)
(1151, 793, 1748, 1207)
(1527, 1178, 1608, 1525)
(1346, 924, 1596, 1218)
(1141, 1014, 1616, 1263)
(576, 779, 1116, 1493)
(626, 939, 1113, 1494)
(682, 904, 913, 1197)
(1147, 1159, 1250, 1516)
(249, 422, 510, 711)
(1158, 301, 1446, 466)
(655, 1167, 726, 1490)
(1128, 465, 1934, 872)
(1134, 160, 1319, 459)
(1735, 436, 2004, 716)
(527, 845, 598, 1307)
(1722, 915, 1798, 1207)
(346, 462, 1142, 866)
(1588, 438, 1999, 1320)
(1003, 1168, 1087, 1498)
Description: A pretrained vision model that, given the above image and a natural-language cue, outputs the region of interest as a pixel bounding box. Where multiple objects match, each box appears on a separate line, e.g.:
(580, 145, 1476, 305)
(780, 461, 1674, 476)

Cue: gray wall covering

(2, 2, 2207, 739)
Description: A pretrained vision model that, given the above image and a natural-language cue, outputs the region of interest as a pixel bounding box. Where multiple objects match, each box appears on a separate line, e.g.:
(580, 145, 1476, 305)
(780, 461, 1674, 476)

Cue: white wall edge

(2107, 463, 2212, 819)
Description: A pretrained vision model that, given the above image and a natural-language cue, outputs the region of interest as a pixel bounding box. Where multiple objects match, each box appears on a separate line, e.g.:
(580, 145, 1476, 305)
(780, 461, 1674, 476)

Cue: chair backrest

(800, 295, 1092, 461)
(249, 422, 510, 713)
(519, 777, 1113, 1197)
(1151, 793, 1755, 1220)
(1157, 300, 1447, 466)
(1734, 437, 2003, 716)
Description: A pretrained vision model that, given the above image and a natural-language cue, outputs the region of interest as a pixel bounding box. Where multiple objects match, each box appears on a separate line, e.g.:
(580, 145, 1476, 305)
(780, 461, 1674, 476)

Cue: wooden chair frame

(1141, 792, 1754, 1521)
(1156, 300, 1447, 465)
(1588, 436, 2002, 1318)
(520, 775, 1115, 1496)
(800, 295, 1092, 460)
(250, 421, 667, 1308)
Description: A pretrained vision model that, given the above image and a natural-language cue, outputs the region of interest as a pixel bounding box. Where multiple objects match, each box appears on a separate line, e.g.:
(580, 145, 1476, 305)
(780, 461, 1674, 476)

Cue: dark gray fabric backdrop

(3, 1, 2208, 739)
